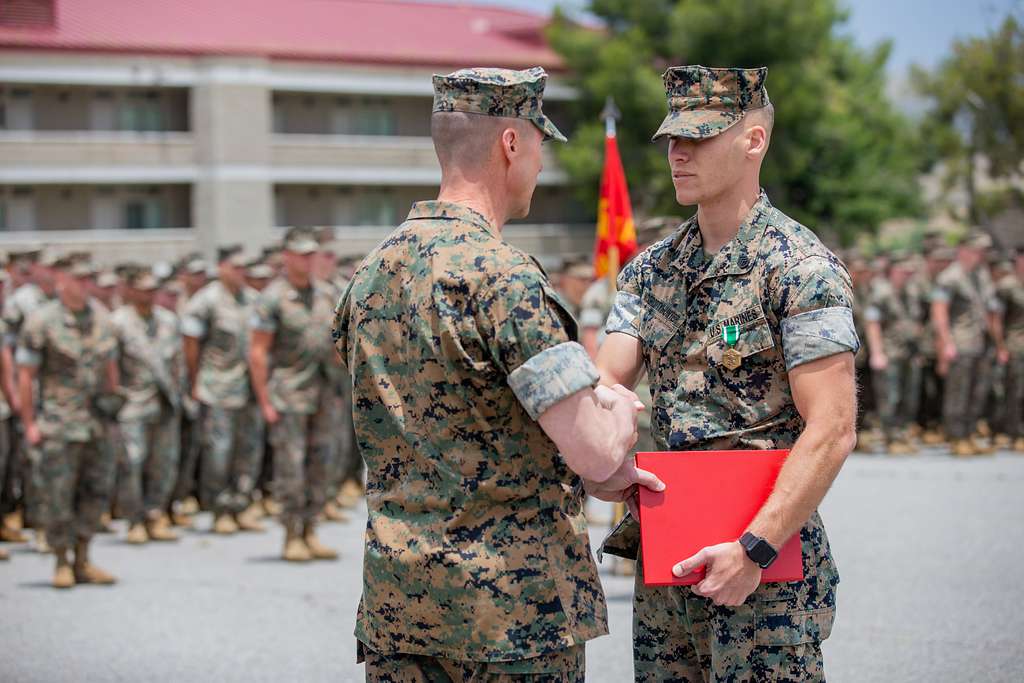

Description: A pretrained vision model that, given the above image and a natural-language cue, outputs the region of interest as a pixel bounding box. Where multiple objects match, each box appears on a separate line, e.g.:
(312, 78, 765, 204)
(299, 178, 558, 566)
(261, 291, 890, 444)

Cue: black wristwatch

(739, 532, 778, 569)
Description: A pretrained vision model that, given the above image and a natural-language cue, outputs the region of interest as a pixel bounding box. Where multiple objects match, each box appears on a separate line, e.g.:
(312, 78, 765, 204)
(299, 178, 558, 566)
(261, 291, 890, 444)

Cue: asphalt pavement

(2, 449, 1023, 682)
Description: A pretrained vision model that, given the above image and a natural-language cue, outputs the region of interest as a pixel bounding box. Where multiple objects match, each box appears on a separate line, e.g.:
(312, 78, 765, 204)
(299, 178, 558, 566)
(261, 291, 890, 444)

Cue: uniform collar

(671, 191, 773, 289)
(407, 200, 498, 238)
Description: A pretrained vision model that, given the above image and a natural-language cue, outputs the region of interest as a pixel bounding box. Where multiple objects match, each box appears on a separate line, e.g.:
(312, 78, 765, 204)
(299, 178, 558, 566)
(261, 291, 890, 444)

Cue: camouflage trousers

(119, 411, 181, 524)
(943, 354, 990, 439)
(917, 358, 944, 430)
(633, 561, 830, 682)
(0, 419, 8, 518)
(360, 643, 585, 682)
(334, 382, 362, 487)
(198, 403, 264, 515)
(269, 405, 333, 533)
(34, 435, 115, 551)
(1004, 354, 1024, 438)
(872, 355, 922, 442)
(171, 412, 200, 505)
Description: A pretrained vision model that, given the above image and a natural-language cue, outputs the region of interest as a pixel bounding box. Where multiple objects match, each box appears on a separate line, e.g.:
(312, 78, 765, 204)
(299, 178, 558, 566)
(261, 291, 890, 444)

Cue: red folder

(636, 450, 804, 587)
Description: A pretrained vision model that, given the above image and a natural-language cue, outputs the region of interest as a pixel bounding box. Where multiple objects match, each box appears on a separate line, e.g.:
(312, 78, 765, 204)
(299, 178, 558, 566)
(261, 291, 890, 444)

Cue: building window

(124, 200, 164, 229)
(120, 93, 164, 132)
(354, 192, 395, 226)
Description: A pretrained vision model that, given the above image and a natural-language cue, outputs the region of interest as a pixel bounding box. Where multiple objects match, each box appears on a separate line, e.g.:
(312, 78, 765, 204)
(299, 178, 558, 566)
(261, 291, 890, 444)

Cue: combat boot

(4, 509, 23, 531)
(970, 437, 995, 455)
(241, 501, 265, 520)
(98, 512, 115, 534)
(921, 429, 946, 446)
(951, 439, 976, 458)
(1014, 437, 1024, 453)
(52, 550, 75, 589)
(34, 530, 51, 554)
(179, 496, 200, 515)
(146, 513, 180, 542)
(886, 441, 915, 456)
(337, 479, 364, 509)
(1, 523, 27, 543)
(303, 525, 339, 561)
(234, 509, 265, 533)
(125, 522, 149, 545)
(993, 434, 1011, 450)
(170, 510, 195, 528)
(213, 513, 238, 535)
(73, 541, 116, 585)
(282, 530, 312, 562)
(262, 498, 282, 516)
(0, 546, 8, 561)
(321, 502, 349, 523)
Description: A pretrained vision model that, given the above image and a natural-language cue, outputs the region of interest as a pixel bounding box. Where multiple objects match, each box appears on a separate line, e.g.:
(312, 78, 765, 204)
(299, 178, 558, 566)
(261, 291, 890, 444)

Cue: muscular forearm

(746, 417, 854, 549)
(17, 366, 35, 426)
(865, 321, 885, 360)
(248, 347, 272, 408)
(931, 302, 952, 350)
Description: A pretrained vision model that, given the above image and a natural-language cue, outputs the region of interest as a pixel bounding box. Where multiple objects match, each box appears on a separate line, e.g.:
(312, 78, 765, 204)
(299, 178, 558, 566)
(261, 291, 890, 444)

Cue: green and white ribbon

(722, 324, 740, 347)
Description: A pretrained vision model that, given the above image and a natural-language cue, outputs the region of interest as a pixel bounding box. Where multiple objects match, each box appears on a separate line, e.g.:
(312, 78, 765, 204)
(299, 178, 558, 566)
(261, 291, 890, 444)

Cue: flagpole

(601, 96, 621, 294)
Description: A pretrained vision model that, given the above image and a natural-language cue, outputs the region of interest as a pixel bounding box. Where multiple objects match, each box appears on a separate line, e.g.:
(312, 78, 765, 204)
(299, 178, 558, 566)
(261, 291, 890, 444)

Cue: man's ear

(746, 124, 768, 158)
(500, 126, 519, 163)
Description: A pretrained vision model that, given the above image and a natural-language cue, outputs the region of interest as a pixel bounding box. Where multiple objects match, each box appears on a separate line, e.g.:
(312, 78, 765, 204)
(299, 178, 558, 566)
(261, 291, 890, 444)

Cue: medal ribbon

(722, 324, 740, 347)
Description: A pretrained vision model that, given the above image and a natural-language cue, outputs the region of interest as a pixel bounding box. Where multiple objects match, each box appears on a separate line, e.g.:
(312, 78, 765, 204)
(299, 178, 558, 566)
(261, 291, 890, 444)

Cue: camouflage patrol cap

(96, 271, 120, 289)
(653, 65, 770, 141)
(124, 268, 160, 292)
(432, 67, 567, 143)
(961, 232, 993, 250)
(51, 256, 92, 278)
(217, 244, 247, 267)
(245, 261, 275, 280)
(283, 227, 318, 255)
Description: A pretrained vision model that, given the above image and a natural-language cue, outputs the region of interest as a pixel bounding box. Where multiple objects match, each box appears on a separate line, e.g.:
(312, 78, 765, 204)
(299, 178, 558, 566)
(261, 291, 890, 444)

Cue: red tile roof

(0, 0, 563, 69)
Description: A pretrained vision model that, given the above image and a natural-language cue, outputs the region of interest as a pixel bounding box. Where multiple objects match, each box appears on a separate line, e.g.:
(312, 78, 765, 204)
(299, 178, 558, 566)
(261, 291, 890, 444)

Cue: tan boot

(321, 502, 349, 523)
(282, 531, 312, 562)
(213, 513, 239, 535)
(52, 552, 74, 589)
(74, 541, 116, 585)
(4, 509, 23, 531)
(0, 546, 8, 561)
(179, 496, 200, 515)
(1014, 437, 1024, 453)
(170, 511, 195, 528)
(994, 434, 1012, 449)
(262, 498, 282, 516)
(125, 522, 149, 545)
(234, 510, 265, 533)
(887, 441, 914, 456)
(241, 501, 265, 521)
(0, 524, 27, 543)
(921, 429, 946, 446)
(303, 526, 338, 561)
(146, 514, 180, 542)
(97, 512, 115, 534)
(951, 439, 976, 458)
(34, 530, 51, 554)
(971, 437, 995, 455)
(337, 479, 364, 509)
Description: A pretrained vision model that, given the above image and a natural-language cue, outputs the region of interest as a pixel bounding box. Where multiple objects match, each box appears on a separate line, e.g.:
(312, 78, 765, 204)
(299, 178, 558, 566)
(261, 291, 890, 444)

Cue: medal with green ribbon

(722, 323, 742, 370)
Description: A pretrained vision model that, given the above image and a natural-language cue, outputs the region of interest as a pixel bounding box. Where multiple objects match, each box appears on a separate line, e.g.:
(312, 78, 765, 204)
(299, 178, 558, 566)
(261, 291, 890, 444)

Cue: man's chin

(674, 190, 699, 207)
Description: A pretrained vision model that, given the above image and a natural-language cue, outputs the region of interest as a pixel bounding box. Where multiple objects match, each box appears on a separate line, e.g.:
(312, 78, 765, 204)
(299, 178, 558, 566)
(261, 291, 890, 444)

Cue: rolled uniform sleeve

(774, 256, 860, 371)
(181, 289, 211, 339)
(250, 289, 279, 333)
(604, 255, 644, 338)
(479, 266, 599, 420)
(15, 310, 45, 367)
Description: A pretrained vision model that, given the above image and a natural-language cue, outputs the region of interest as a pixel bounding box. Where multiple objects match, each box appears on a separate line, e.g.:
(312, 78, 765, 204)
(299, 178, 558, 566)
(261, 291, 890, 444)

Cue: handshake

(583, 384, 665, 518)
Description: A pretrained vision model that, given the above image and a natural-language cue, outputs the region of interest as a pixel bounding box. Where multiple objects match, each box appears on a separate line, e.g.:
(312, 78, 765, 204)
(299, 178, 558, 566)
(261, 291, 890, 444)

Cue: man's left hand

(672, 541, 762, 607)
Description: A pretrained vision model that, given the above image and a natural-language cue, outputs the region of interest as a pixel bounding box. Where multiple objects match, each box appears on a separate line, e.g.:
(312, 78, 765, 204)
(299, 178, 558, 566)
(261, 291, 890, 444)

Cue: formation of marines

(0, 229, 365, 578)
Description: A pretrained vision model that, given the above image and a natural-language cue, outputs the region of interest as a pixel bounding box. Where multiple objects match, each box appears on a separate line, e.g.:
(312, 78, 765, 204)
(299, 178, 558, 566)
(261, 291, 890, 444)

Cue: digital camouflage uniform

(111, 303, 183, 525)
(931, 261, 999, 440)
(909, 264, 943, 433)
(182, 280, 263, 515)
(0, 318, 11, 530)
(600, 66, 860, 683)
(16, 299, 118, 553)
(865, 270, 923, 444)
(251, 276, 336, 535)
(996, 269, 1024, 441)
(332, 67, 601, 682)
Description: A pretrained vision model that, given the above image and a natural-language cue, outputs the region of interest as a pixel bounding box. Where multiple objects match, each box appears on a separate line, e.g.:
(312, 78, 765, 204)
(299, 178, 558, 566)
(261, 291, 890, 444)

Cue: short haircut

(431, 112, 530, 172)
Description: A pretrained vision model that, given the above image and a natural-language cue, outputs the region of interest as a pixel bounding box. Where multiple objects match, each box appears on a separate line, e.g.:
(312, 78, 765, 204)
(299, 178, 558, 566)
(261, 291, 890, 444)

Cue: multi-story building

(0, 0, 590, 263)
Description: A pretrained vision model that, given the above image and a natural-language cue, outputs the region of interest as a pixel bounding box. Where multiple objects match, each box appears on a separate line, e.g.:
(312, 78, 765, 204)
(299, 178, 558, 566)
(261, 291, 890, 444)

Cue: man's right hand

(869, 352, 888, 371)
(24, 422, 41, 447)
(585, 457, 665, 517)
(260, 401, 280, 425)
(942, 341, 958, 363)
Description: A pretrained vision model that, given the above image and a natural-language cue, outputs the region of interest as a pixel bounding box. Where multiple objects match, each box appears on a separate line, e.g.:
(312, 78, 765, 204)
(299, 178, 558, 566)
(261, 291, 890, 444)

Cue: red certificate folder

(636, 450, 804, 587)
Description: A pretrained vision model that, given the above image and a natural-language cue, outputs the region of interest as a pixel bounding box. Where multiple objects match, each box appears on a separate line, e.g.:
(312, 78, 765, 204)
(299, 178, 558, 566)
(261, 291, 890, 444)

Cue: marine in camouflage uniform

(847, 255, 878, 449)
(334, 67, 627, 682)
(864, 255, 924, 453)
(0, 316, 15, 561)
(996, 249, 1024, 451)
(913, 246, 953, 442)
(931, 233, 1003, 456)
(3, 250, 55, 549)
(250, 228, 338, 562)
(183, 246, 264, 534)
(111, 269, 184, 544)
(598, 66, 860, 682)
(16, 258, 119, 588)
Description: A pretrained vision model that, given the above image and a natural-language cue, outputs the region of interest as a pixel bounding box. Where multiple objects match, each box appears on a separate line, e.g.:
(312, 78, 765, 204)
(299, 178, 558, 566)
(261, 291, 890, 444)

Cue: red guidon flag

(594, 132, 637, 280)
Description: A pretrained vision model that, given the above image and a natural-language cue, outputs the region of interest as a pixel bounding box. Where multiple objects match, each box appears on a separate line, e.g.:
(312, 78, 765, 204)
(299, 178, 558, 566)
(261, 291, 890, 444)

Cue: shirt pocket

(705, 308, 776, 368)
(639, 291, 682, 353)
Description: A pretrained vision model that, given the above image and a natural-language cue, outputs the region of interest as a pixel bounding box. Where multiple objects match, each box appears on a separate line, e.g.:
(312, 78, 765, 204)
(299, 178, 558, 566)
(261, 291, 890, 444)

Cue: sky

(419, 0, 1020, 76)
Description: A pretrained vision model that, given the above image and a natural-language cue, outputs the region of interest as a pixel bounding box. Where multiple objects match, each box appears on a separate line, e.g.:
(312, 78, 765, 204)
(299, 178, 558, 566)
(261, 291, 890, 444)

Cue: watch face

(750, 540, 777, 568)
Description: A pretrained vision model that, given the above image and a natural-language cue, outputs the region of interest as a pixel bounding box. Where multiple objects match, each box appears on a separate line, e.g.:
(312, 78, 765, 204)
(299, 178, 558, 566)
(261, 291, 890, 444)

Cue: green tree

(913, 14, 1024, 224)
(547, 0, 923, 245)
